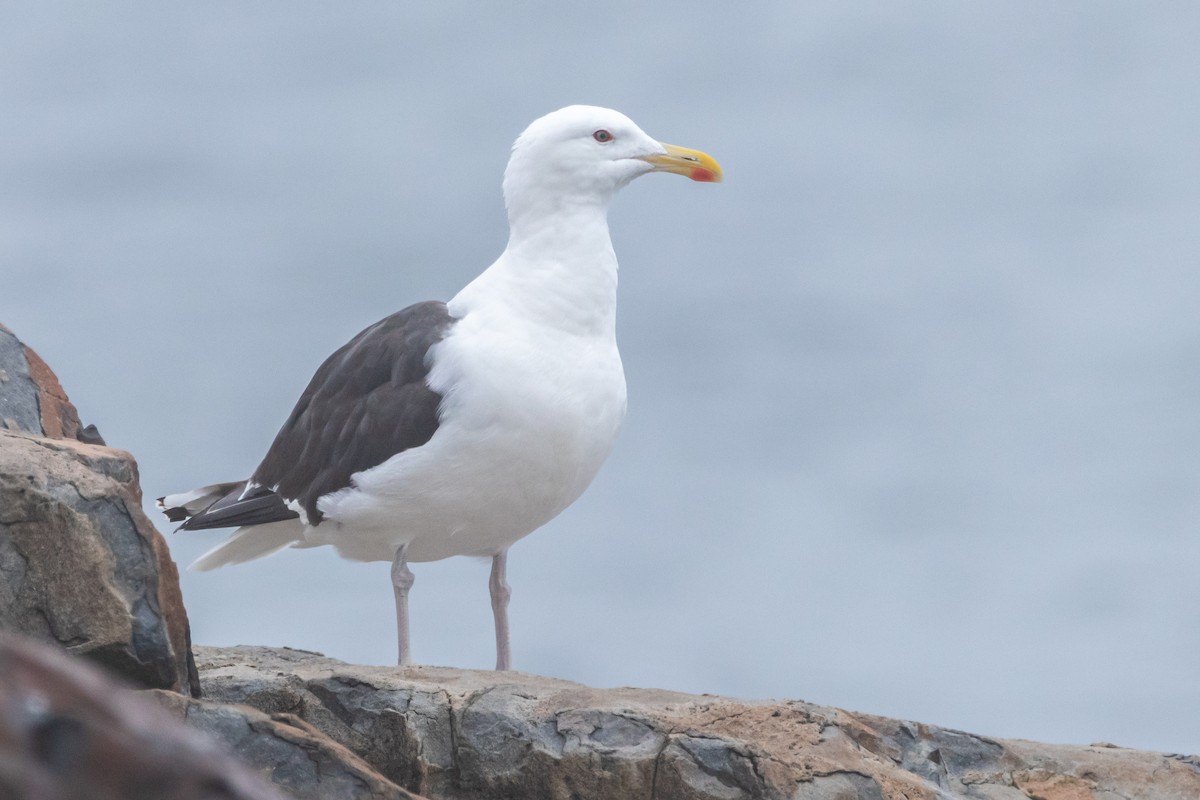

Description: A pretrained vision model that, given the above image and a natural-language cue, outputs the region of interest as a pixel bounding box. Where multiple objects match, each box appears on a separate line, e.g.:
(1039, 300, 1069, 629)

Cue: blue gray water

(3, 2, 1198, 753)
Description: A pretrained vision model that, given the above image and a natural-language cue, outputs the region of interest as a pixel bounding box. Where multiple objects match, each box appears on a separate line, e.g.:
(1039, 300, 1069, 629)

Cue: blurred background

(3, 2, 1198, 753)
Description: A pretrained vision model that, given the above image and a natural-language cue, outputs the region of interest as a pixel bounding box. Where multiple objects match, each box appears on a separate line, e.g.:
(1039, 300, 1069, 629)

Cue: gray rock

(151, 690, 424, 800)
(0, 322, 84, 441)
(793, 772, 886, 800)
(0, 632, 425, 800)
(195, 645, 1200, 800)
(0, 324, 44, 436)
(0, 431, 198, 694)
(0, 632, 285, 800)
(0, 322, 197, 694)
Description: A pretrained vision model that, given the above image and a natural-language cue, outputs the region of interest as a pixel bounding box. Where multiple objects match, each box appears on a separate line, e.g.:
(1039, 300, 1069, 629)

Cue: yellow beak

(637, 143, 723, 183)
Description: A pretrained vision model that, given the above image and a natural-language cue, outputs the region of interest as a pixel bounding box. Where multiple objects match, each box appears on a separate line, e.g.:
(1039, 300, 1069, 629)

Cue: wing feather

(251, 300, 455, 524)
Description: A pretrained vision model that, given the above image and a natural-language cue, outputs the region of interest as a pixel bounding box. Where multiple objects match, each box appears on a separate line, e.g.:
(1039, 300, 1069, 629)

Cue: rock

(150, 691, 425, 800)
(195, 645, 1200, 800)
(0, 322, 84, 441)
(0, 323, 197, 694)
(0, 631, 285, 800)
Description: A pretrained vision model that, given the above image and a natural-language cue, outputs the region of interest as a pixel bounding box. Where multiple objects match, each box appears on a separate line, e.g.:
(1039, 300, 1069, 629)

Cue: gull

(159, 105, 722, 669)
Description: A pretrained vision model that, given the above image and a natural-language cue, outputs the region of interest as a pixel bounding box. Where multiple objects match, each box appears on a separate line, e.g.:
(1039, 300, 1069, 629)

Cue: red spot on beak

(690, 167, 717, 182)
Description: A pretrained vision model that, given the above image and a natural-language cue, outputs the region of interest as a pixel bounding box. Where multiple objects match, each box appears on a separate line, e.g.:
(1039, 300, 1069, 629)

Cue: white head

(502, 105, 721, 226)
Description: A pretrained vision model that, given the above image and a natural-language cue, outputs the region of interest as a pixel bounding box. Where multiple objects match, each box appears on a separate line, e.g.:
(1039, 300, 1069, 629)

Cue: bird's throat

(457, 207, 619, 339)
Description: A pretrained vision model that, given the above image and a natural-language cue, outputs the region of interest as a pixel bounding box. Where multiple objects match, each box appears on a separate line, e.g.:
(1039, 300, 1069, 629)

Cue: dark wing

(173, 481, 297, 531)
(248, 300, 455, 525)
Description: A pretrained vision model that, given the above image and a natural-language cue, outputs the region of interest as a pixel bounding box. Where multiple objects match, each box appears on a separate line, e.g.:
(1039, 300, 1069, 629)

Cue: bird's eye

(592, 130, 613, 143)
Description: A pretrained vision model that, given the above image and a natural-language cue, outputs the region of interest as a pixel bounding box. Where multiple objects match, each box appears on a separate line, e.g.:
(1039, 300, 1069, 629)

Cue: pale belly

(308, 319, 627, 562)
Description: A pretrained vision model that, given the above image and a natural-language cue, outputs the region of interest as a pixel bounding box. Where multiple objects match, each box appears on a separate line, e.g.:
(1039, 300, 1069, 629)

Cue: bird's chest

(428, 318, 627, 493)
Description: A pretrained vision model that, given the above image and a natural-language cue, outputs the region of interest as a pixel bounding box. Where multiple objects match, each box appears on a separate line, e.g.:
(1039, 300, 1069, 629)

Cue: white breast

(312, 302, 626, 563)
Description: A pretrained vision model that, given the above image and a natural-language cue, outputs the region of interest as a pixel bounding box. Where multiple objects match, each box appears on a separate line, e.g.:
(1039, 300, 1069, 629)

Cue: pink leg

(490, 550, 512, 671)
(391, 544, 415, 667)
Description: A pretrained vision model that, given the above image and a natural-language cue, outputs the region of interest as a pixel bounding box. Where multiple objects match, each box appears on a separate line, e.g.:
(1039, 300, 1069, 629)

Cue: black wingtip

(176, 488, 300, 531)
(163, 507, 189, 523)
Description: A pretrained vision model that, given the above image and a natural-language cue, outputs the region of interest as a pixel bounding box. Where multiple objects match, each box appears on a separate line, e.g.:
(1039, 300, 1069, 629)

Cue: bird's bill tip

(638, 143, 723, 183)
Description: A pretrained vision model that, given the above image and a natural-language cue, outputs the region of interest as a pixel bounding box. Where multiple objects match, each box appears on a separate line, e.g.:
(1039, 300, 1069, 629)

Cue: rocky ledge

(195, 644, 1200, 800)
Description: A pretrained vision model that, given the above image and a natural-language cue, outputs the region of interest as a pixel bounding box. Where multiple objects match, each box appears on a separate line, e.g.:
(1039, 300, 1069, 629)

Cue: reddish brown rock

(0, 322, 197, 694)
(0, 322, 81, 441)
(20, 341, 81, 440)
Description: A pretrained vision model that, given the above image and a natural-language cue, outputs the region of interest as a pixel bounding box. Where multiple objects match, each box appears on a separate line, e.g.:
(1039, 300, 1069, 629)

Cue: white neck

(450, 202, 619, 340)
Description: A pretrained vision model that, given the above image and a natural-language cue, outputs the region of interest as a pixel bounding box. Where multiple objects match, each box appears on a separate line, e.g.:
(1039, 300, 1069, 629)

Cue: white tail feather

(189, 519, 305, 571)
